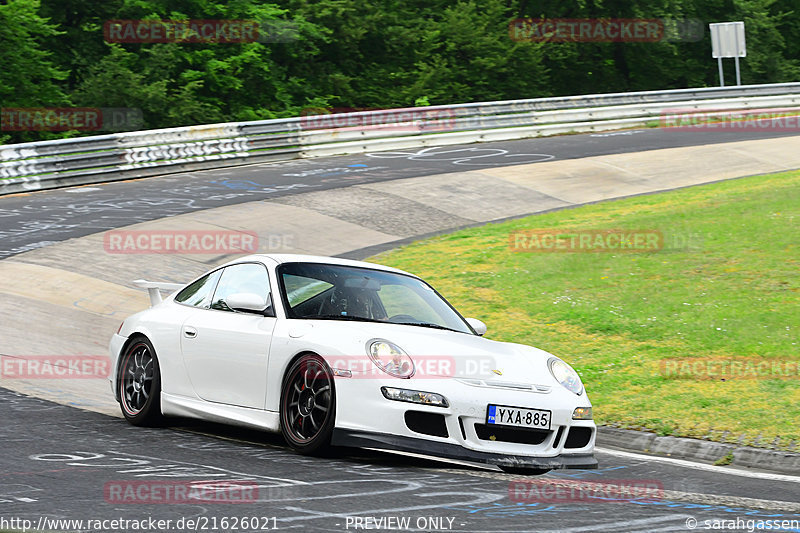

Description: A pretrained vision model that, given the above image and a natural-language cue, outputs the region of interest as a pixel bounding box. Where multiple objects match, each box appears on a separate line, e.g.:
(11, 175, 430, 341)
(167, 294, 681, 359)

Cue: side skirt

(161, 392, 281, 433)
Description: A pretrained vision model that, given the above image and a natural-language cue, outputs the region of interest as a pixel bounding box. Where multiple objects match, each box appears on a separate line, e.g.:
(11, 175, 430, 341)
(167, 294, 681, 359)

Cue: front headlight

(367, 339, 415, 378)
(548, 357, 584, 395)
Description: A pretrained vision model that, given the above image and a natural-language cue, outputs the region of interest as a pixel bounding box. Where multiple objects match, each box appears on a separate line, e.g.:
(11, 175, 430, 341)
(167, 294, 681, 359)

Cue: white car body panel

(180, 309, 276, 408)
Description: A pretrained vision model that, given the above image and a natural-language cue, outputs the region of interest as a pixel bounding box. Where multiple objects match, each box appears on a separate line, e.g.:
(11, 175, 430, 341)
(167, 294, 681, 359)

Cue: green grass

(714, 452, 735, 466)
(371, 170, 800, 448)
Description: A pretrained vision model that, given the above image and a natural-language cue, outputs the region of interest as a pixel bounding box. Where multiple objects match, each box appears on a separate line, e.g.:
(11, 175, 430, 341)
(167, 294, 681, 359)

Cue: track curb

(597, 426, 800, 475)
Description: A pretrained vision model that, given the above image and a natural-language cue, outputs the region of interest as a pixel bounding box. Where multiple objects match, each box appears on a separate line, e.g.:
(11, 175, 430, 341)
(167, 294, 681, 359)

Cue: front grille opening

(564, 427, 592, 449)
(474, 423, 550, 445)
(553, 426, 565, 448)
(458, 417, 467, 440)
(405, 411, 449, 438)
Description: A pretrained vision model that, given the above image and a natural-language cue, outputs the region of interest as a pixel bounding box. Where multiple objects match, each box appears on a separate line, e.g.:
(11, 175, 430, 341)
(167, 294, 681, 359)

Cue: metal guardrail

(2, 82, 800, 195)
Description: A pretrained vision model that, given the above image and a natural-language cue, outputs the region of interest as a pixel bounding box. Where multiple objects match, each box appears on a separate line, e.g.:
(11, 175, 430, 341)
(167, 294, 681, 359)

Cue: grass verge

(371, 170, 800, 448)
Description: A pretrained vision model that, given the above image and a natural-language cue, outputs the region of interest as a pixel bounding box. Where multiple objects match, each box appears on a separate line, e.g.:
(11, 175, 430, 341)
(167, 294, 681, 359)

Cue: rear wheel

(499, 466, 551, 476)
(118, 337, 162, 426)
(280, 354, 336, 455)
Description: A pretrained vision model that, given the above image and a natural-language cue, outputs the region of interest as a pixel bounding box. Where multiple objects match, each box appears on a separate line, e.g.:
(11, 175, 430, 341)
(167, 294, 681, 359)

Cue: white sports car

(109, 254, 596, 474)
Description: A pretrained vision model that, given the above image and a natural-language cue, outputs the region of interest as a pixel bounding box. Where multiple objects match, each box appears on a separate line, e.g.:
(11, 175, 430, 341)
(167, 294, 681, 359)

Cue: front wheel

(118, 336, 162, 426)
(499, 466, 551, 476)
(280, 354, 336, 455)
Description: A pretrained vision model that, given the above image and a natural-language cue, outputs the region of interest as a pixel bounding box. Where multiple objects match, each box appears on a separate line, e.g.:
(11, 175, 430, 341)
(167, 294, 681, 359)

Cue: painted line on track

(597, 447, 800, 484)
(437, 467, 800, 513)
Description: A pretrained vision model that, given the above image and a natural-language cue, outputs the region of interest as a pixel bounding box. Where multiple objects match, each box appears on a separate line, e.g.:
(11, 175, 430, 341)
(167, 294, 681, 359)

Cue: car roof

(226, 254, 418, 278)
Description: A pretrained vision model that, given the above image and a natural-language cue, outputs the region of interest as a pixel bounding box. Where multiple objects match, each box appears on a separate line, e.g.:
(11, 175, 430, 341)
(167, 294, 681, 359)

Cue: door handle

(183, 326, 197, 338)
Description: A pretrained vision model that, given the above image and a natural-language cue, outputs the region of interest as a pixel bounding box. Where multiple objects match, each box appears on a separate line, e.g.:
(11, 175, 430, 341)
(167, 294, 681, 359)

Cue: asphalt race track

(2, 389, 799, 532)
(1, 128, 800, 532)
(1, 125, 799, 259)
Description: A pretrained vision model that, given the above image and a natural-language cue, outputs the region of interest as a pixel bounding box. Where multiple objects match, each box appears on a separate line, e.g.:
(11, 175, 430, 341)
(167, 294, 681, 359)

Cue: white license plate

(487, 404, 551, 430)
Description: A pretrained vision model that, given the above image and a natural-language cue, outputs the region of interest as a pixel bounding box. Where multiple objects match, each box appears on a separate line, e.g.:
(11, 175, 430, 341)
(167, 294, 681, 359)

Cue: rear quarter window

(174, 270, 222, 308)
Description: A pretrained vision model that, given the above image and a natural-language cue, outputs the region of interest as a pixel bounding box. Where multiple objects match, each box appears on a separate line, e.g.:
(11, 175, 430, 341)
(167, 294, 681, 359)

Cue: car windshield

(277, 262, 472, 334)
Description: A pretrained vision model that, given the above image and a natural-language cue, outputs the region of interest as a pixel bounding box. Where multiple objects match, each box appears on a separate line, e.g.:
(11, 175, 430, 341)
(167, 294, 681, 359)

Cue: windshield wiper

(402, 322, 462, 333)
(300, 315, 464, 332)
(311, 315, 387, 324)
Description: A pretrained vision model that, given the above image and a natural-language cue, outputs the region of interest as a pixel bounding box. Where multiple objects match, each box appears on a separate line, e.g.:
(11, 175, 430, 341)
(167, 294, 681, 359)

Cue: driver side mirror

(224, 293, 274, 317)
(466, 317, 487, 336)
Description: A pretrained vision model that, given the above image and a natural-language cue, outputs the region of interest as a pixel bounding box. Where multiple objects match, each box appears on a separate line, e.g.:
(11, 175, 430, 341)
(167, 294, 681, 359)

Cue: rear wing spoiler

(133, 280, 184, 307)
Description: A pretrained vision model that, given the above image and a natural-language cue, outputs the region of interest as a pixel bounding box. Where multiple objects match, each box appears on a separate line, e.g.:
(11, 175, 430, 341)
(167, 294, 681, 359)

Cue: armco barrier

(2, 83, 800, 195)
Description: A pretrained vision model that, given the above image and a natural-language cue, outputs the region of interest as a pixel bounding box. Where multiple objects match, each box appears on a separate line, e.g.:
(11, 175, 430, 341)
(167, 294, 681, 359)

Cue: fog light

(572, 407, 593, 420)
(381, 387, 449, 408)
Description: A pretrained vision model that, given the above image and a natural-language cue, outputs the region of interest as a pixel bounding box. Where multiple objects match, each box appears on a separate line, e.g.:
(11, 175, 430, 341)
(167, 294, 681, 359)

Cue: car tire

(117, 336, 163, 426)
(499, 466, 551, 476)
(280, 354, 336, 455)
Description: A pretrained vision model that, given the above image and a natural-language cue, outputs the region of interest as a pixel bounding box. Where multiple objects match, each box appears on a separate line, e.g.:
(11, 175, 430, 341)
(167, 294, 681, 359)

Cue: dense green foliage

(1, 0, 798, 143)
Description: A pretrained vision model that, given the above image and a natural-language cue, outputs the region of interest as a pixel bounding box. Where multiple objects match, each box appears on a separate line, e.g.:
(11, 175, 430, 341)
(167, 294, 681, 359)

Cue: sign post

(709, 22, 746, 87)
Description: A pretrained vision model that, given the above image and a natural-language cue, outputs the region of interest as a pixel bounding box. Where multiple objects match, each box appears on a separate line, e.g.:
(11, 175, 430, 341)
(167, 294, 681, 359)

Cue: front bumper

(332, 429, 597, 470)
(333, 375, 597, 469)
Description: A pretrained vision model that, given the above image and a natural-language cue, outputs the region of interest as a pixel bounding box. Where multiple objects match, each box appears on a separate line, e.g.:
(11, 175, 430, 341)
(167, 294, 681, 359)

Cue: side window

(211, 263, 271, 312)
(174, 270, 222, 308)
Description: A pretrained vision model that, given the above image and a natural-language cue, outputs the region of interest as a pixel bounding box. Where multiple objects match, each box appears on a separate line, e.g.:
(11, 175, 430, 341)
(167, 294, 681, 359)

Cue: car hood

(289, 319, 563, 387)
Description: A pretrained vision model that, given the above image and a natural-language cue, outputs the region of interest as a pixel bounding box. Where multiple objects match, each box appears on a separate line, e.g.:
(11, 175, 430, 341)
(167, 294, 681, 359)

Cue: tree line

(1, 0, 798, 144)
